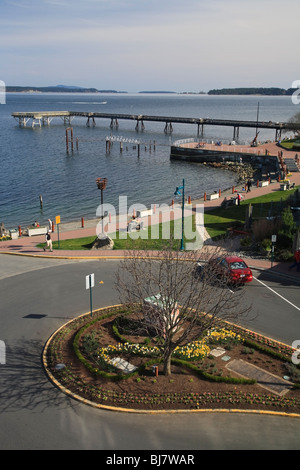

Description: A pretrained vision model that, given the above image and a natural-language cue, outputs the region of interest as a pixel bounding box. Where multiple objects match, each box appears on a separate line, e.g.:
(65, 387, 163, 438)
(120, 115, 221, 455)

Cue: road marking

(253, 276, 300, 312)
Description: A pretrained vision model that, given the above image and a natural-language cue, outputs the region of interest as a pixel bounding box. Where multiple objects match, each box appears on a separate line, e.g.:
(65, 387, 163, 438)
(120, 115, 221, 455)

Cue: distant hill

(139, 91, 176, 94)
(208, 87, 296, 96)
(6, 85, 125, 93)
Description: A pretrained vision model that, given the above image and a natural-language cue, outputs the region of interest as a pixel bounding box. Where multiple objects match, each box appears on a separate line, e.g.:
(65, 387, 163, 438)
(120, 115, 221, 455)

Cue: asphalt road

(0, 254, 300, 451)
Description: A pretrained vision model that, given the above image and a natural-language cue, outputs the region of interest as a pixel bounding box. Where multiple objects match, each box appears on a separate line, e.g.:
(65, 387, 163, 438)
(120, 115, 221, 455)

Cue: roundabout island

(43, 304, 300, 416)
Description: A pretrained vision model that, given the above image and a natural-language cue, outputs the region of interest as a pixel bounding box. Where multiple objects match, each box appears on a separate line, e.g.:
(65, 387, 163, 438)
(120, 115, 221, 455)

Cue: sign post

(56, 215, 61, 249)
(86, 274, 95, 316)
(271, 234, 277, 268)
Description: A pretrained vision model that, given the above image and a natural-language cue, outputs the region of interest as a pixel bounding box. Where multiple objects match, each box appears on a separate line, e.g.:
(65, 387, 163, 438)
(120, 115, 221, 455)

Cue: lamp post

(96, 177, 108, 234)
(174, 178, 185, 251)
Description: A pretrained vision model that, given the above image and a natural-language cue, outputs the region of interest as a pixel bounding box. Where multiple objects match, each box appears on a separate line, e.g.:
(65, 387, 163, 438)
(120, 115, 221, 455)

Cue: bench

(136, 209, 153, 218)
(27, 226, 48, 236)
(207, 193, 219, 200)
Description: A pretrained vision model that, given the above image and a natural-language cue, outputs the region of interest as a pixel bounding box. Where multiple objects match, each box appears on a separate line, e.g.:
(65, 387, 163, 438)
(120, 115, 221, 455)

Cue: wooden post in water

(66, 128, 74, 153)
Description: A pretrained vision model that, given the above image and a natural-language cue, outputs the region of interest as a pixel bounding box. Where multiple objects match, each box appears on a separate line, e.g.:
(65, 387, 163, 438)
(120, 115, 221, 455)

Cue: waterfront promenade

(1, 170, 300, 280)
(180, 140, 300, 159)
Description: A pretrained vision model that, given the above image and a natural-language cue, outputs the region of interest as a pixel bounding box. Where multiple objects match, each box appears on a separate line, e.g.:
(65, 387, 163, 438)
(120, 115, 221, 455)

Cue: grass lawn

(204, 186, 299, 239)
(39, 215, 200, 251)
(279, 138, 300, 150)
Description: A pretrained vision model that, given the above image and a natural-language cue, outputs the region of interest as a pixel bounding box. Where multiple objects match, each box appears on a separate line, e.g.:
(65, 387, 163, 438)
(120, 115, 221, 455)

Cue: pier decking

(11, 111, 300, 139)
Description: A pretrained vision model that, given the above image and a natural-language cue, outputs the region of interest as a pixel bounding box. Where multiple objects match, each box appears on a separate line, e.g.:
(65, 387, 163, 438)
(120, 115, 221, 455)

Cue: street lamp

(174, 178, 185, 251)
(96, 177, 108, 234)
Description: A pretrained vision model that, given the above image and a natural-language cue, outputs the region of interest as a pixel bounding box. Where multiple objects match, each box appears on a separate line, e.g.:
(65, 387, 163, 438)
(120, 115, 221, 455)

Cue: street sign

(56, 215, 61, 249)
(86, 274, 95, 316)
(271, 235, 277, 267)
(86, 273, 95, 290)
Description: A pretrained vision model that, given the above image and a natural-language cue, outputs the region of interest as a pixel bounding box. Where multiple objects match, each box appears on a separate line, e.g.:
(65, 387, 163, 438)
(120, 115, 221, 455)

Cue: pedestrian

(247, 179, 252, 192)
(289, 249, 300, 272)
(43, 231, 53, 252)
(237, 193, 242, 206)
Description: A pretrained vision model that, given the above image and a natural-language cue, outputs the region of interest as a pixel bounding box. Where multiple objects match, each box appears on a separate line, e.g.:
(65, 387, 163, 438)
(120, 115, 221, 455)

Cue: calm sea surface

(0, 93, 297, 228)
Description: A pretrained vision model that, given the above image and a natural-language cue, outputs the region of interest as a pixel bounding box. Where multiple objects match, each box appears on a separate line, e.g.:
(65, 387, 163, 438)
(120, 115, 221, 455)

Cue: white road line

(253, 276, 300, 312)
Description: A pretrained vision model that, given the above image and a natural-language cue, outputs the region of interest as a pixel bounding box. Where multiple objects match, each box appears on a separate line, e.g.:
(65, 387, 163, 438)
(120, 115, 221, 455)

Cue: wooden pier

(11, 110, 300, 139)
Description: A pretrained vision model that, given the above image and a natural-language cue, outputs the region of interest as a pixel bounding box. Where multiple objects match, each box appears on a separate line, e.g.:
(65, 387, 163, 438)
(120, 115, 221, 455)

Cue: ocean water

(0, 93, 297, 229)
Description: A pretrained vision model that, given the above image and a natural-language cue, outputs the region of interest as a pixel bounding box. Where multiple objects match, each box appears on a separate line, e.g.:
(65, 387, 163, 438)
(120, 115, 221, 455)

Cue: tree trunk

(163, 352, 172, 376)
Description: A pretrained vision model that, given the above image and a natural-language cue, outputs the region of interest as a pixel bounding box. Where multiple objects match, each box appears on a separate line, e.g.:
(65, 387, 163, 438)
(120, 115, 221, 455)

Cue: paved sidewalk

(1, 170, 300, 280)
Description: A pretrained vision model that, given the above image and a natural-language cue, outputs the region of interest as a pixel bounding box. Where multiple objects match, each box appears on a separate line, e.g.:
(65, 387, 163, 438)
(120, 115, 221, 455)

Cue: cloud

(1, 0, 299, 90)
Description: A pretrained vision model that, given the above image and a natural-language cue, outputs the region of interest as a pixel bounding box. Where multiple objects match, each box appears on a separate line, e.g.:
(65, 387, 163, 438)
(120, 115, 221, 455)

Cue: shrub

(285, 363, 300, 384)
(240, 236, 252, 247)
(260, 238, 272, 251)
(252, 218, 281, 242)
(278, 207, 296, 243)
(276, 249, 294, 261)
(81, 332, 99, 357)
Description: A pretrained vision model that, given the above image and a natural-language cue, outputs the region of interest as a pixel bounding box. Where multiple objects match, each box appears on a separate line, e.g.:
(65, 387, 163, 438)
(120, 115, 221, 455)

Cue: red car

(208, 256, 253, 284)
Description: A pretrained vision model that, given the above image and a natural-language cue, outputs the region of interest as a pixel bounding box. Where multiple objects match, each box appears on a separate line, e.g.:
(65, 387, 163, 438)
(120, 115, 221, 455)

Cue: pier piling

(66, 127, 74, 153)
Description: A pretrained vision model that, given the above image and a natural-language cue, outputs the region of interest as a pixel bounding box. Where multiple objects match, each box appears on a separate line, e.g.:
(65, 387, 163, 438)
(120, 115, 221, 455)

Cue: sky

(1, 0, 299, 92)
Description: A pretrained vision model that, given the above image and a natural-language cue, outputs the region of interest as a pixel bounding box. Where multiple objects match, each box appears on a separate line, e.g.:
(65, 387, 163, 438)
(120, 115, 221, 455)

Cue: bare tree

(284, 111, 300, 136)
(115, 243, 251, 375)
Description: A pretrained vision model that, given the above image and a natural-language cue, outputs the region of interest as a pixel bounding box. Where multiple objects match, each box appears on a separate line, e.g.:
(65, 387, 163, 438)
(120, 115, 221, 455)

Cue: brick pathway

(226, 359, 294, 396)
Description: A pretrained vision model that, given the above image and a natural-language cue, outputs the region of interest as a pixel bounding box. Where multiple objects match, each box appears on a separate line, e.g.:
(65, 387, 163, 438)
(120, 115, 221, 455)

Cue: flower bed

(44, 305, 300, 413)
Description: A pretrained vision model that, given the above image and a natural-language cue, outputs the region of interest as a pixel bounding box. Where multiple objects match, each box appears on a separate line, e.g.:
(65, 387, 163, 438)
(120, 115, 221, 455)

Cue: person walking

(43, 231, 53, 252)
(289, 249, 300, 272)
(247, 179, 252, 192)
(48, 218, 52, 232)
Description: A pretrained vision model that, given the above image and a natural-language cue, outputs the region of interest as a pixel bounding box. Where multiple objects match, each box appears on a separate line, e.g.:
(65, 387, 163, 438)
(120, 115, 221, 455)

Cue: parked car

(209, 256, 253, 284)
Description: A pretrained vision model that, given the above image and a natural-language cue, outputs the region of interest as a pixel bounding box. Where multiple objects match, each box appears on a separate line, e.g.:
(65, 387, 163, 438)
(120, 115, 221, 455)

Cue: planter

(9, 229, 19, 240)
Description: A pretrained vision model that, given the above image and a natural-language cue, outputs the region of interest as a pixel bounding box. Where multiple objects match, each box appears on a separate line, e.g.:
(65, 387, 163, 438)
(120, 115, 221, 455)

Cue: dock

(11, 111, 300, 140)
